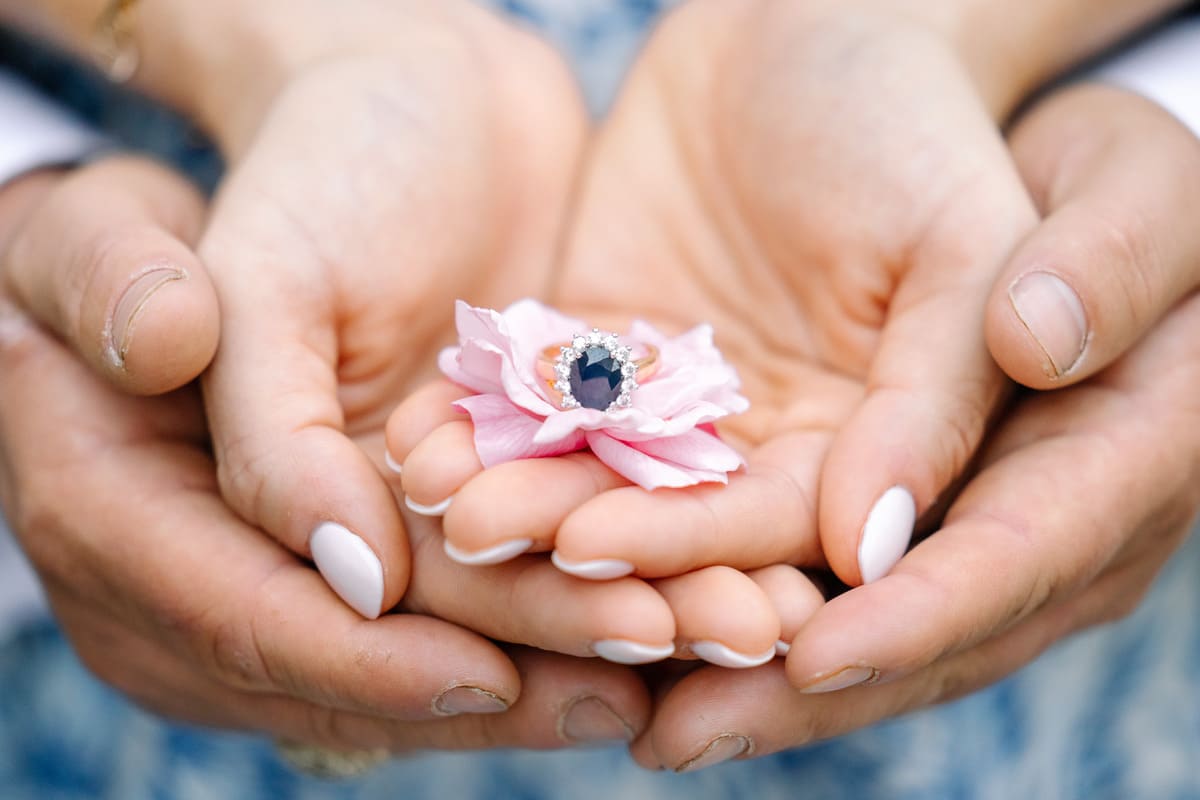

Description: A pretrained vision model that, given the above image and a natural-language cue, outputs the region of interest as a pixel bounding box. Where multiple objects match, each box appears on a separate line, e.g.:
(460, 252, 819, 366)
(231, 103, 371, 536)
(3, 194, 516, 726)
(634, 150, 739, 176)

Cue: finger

(988, 84, 1200, 389)
(439, 452, 627, 564)
(356, 649, 650, 752)
(785, 293, 1200, 694)
(644, 554, 1162, 772)
(0, 316, 521, 721)
(745, 565, 826, 657)
(552, 432, 825, 579)
(198, 230, 409, 619)
(817, 145, 1038, 586)
(2, 157, 218, 394)
(654, 566, 780, 668)
(384, 379, 473, 475)
(400, 511, 677, 664)
(71, 616, 647, 751)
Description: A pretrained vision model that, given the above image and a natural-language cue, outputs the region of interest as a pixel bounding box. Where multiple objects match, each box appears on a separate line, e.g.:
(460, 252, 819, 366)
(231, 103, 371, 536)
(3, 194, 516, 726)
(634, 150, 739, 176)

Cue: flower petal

(500, 299, 586, 389)
(586, 431, 729, 490)
(632, 428, 745, 473)
(454, 394, 586, 467)
(438, 343, 503, 395)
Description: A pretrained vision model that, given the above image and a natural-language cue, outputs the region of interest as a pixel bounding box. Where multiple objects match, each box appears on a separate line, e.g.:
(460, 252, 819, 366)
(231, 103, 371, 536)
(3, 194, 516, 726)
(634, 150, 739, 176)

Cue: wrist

(131, 0, 492, 156)
(848, 0, 1188, 117)
(131, 0, 306, 153)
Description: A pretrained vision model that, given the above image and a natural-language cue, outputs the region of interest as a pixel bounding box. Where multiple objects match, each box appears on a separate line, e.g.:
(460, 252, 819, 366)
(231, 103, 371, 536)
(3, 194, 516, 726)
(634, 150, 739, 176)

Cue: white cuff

(0, 69, 109, 187)
(1089, 15, 1200, 138)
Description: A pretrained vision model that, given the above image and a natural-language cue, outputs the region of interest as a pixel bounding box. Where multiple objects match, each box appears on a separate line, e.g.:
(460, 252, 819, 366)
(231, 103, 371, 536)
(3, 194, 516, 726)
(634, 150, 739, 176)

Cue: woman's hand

(131, 0, 589, 619)
(390, 0, 1046, 589)
(633, 81, 1200, 771)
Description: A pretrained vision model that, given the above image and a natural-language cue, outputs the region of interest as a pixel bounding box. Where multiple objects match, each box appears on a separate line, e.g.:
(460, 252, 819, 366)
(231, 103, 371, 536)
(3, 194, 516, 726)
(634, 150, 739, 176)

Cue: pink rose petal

(586, 431, 727, 490)
(455, 394, 586, 467)
(631, 428, 745, 474)
(438, 342, 503, 395)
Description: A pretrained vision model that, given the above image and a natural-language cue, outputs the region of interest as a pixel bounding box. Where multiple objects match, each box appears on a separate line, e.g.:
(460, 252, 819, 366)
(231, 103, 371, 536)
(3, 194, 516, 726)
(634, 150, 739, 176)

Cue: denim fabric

(3, 1, 1200, 797)
(3, 528, 1199, 800)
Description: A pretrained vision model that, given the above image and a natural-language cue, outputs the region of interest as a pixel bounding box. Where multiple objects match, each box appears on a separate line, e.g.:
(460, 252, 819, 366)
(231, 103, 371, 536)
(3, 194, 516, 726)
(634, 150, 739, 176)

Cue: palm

(565, 2, 1015, 429)
(534, 1, 1040, 577)
(201, 3, 586, 432)
(396, 1, 1040, 591)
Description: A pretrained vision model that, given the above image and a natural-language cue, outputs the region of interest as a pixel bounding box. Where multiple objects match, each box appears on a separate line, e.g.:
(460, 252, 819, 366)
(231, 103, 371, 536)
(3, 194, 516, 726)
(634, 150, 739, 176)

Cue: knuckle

(204, 615, 273, 692)
(197, 571, 290, 693)
(215, 435, 274, 524)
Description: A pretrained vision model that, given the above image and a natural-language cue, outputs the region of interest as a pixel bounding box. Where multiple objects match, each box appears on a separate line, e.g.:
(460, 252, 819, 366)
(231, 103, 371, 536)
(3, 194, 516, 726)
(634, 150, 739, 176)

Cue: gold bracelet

(92, 0, 140, 83)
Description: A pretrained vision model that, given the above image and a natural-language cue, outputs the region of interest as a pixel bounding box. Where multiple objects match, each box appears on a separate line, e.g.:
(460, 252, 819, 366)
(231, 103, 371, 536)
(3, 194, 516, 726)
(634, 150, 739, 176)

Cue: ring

(536, 329, 659, 411)
(275, 740, 389, 779)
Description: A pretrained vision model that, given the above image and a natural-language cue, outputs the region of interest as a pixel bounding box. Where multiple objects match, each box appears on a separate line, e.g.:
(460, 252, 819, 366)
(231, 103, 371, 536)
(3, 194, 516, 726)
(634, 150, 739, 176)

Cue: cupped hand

(390, 0, 1039, 590)
(632, 81, 1200, 771)
(191, 0, 588, 619)
(5, 155, 779, 744)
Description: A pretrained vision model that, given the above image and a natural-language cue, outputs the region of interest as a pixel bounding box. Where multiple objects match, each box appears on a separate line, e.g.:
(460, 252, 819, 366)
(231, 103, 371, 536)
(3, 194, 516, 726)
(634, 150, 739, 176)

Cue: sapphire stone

(569, 346, 622, 410)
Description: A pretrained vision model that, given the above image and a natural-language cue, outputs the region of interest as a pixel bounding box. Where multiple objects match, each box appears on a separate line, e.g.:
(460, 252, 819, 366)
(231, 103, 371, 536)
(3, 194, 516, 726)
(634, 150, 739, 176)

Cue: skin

(0, 161, 661, 749)
(4, 0, 1195, 767)
(390, 0, 1043, 588)
(630, 82, 1200, 772)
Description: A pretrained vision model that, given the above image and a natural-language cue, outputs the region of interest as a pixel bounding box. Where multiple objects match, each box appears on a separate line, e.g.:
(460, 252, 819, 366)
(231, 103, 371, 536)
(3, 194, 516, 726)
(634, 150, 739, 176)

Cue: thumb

(2, 156, 218, 394)
(987, 84, 1200, 389)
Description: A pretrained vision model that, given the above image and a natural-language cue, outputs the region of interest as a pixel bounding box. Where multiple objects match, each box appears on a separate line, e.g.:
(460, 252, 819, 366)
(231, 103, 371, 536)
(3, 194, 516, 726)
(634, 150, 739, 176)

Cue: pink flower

(438, 299, 750, 490)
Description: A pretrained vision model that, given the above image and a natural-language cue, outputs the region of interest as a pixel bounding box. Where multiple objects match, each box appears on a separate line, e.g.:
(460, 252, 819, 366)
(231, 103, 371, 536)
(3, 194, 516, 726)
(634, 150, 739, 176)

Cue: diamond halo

(553, 328, 639, 412)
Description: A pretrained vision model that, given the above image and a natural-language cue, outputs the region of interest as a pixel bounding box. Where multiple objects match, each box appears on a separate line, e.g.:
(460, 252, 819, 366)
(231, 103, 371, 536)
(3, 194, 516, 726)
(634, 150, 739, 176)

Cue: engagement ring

(535, 330, 659, 412)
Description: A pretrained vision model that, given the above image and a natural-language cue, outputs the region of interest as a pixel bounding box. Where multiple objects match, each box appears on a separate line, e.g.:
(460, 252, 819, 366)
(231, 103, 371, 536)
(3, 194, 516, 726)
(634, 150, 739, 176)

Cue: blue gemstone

(569, 346, 622, 410)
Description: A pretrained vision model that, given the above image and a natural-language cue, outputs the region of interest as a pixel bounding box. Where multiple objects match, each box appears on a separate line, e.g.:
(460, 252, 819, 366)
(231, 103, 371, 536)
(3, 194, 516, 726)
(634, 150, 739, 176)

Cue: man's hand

(0, 158, 652, 750)
(633, 81, 1200, 771)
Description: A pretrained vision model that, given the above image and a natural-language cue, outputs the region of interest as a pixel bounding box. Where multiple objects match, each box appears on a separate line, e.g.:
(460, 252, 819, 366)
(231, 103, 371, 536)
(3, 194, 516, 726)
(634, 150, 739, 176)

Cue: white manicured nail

(592, 639, 676, 665)
(690, 641, 776, 669)
(309, 522, 384, 619)
(443, 538, 532, 566)
(405, 494, 453, 517)
(551, 551, 635, 580)
(384, 450, 403, 475)
(858, 485, 916, 583)
(774, 639, 791, 657)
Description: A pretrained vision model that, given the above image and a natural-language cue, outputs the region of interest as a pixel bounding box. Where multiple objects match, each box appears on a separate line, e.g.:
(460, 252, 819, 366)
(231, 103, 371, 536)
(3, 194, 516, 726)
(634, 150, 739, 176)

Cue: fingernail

(551, 551, 634, 580)
(432, 685, 510, 716)
(107, 266, 185, 367)
(690, 641, 776, 669)
(558, 696, 635, 744)
(384, 450, 403, 475)
(1009, 270, 1088, 377)
(443, 538, 533, 566)
(799, 665, 879, 694)
(675, 734, 751, 773)
(405, 494, 453, 516)
(592, 639, 676, 665)
(858, 486, 915, 583)
(774, 639, 791, 657)
(309, 522, 384, 619)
